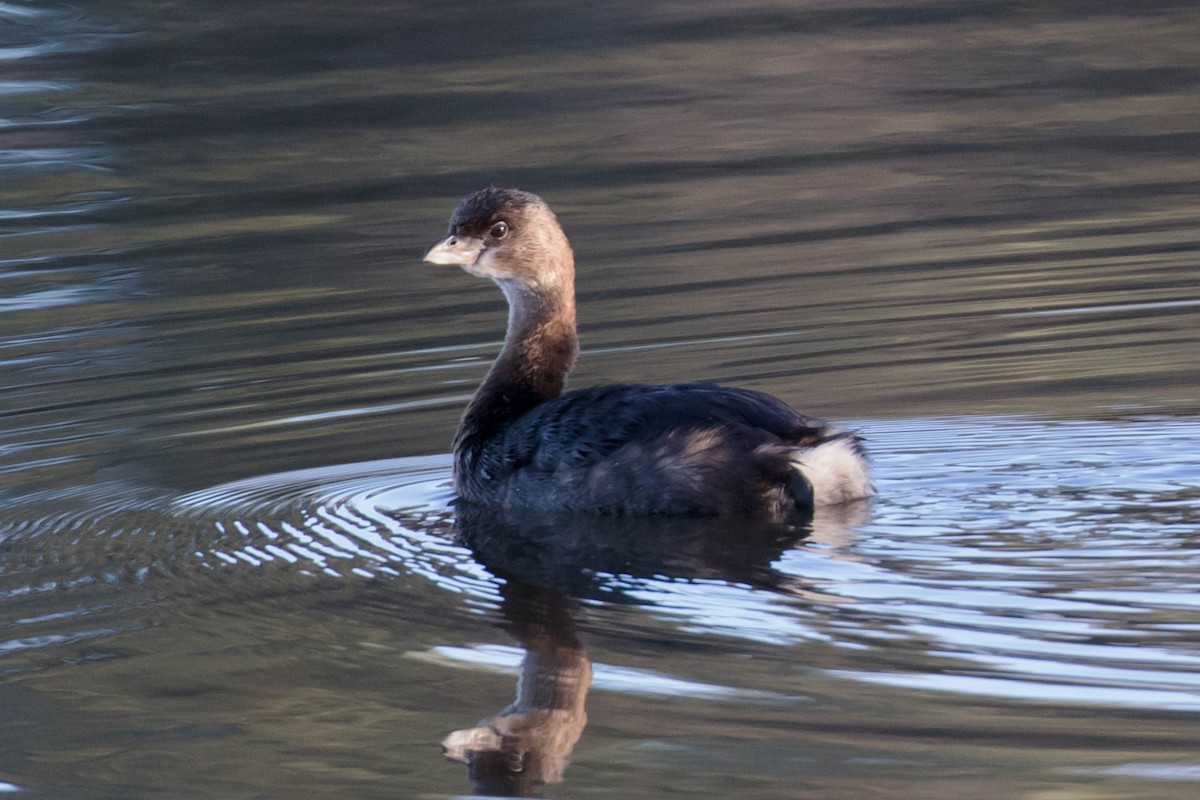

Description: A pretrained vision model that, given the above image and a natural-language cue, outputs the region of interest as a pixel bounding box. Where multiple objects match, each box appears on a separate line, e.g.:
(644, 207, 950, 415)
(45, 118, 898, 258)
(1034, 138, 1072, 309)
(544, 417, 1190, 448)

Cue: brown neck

(454, 276, 579, 462)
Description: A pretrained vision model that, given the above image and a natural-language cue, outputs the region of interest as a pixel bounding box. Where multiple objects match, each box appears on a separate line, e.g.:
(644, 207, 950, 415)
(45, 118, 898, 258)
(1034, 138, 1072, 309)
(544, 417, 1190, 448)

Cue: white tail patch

(792, 437, 873, 506)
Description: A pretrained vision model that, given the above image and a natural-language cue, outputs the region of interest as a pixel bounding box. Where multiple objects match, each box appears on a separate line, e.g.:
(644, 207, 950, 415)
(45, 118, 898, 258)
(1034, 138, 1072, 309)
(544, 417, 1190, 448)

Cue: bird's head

(423, 187, 574, 288)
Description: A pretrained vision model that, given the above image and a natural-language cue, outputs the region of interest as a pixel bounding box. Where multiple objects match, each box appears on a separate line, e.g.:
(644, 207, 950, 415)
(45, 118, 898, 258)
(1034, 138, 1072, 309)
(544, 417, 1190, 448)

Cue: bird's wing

(493, 383, 828, 472)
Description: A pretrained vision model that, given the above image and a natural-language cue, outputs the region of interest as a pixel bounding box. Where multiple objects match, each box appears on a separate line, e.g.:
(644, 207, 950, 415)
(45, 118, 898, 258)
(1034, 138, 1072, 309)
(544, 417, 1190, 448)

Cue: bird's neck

(490, 279, 579, 407)
(454, 275, 579, 465)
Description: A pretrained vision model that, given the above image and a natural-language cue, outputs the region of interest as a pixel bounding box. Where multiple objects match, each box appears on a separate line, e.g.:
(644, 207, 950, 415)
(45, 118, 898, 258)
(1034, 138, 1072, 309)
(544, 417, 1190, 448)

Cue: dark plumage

(423, 187, 871, 521)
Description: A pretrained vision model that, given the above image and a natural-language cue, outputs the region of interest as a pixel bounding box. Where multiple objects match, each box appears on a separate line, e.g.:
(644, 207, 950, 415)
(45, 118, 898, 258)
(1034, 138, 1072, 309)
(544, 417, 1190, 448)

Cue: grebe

(424, 187, 871, 521)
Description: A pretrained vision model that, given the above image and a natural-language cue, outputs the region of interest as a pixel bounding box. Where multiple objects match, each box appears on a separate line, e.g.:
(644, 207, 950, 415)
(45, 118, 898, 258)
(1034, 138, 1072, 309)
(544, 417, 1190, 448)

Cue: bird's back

(455, 382, 852, 520)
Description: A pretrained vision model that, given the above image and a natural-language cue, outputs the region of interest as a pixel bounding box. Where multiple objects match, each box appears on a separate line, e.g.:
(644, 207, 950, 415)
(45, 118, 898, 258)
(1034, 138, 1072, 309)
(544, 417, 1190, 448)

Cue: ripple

(1082, 763, 1200, 782)
(809, 415, 1200, 711)
(423, 644, 790, 702)
(175, 453, 455, 514)
(2, 414, 1199, 714)
(171, 455, 483, 590)
(837, 670, 1200, 712)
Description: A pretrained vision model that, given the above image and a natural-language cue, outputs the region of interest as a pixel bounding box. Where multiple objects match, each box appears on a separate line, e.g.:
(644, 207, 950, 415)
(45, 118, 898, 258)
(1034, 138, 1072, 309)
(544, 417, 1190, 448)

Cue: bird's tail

(790, 433, 872, 506)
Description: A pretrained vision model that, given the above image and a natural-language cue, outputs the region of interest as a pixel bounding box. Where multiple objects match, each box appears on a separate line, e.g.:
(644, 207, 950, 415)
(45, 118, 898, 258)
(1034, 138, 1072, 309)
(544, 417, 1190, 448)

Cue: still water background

(3, 0, 1199, 797)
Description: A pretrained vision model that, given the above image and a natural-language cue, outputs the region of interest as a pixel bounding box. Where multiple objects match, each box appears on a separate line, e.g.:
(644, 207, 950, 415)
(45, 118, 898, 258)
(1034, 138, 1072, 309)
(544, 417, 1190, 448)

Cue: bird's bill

(423, 234, 484, 266)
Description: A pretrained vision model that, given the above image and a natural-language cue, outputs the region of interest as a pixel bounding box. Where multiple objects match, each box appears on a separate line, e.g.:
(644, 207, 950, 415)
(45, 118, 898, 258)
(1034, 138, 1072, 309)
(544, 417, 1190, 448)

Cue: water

(2, 1, 1199, 797)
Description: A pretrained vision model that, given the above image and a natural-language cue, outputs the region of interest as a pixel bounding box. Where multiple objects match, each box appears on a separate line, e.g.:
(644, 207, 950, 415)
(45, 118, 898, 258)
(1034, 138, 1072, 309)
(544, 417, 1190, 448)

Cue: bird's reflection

(442, 576, 590, 796)
(442, 504, 866, 795)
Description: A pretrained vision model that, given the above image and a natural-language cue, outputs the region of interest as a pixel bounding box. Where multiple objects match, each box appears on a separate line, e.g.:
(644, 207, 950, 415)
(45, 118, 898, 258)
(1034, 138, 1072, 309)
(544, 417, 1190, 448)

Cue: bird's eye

(489, 221, 509, 239)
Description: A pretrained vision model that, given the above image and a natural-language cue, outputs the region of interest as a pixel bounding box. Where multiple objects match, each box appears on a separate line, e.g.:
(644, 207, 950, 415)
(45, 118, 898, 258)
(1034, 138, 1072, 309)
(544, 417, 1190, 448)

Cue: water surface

(2, 1, 1199, 798)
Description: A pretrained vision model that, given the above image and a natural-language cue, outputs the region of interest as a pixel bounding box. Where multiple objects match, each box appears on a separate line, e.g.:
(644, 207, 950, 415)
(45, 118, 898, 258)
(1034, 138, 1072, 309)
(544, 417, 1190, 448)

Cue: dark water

(3, 1, 1200, 797)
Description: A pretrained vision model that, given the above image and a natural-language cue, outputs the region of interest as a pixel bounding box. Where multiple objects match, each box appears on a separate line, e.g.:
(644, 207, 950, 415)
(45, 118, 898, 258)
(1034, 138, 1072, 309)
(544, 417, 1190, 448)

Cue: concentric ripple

(172, 453, 478, 588)
(2, 415, 1199, 714)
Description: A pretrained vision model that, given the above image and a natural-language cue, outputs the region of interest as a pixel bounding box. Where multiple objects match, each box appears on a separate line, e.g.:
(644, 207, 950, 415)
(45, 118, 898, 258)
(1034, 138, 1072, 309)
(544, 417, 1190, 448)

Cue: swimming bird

(423, 187, 871, 521)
